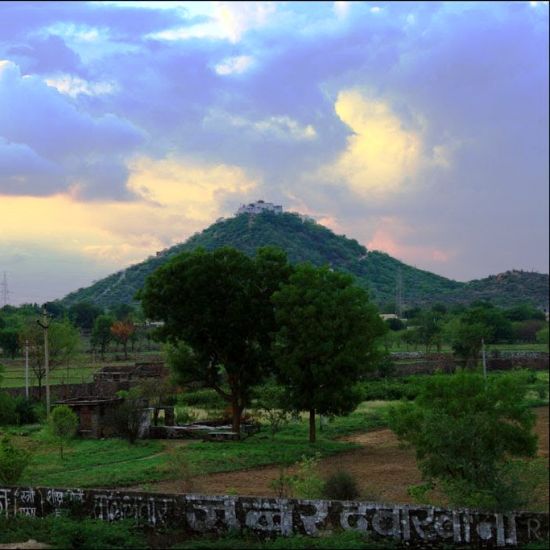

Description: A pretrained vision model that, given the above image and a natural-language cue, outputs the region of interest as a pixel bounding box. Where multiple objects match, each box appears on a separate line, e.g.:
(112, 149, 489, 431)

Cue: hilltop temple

(236, 200, 283, 215)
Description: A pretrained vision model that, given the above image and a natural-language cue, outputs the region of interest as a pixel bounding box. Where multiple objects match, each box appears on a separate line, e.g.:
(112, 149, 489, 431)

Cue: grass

(4, 402, 392, 488)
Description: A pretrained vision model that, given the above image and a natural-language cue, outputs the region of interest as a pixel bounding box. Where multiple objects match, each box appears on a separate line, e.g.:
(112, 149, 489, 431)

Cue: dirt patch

(125, 406, 549, 508)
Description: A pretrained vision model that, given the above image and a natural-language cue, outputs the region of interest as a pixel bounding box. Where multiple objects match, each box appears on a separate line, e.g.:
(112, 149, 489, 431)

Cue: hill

(60, 211, 549, 311)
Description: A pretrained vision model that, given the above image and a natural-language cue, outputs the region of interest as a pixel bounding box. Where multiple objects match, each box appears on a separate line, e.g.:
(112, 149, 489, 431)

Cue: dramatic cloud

(0, 1, 547, 304)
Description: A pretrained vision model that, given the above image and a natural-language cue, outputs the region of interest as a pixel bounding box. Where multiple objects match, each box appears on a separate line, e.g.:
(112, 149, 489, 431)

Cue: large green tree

(271, 264, 386, 443)
(139, 246, 292, 436)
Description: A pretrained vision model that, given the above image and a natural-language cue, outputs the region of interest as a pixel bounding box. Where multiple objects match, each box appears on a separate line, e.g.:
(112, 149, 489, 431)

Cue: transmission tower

(0, 272, 10, 307)
(395, 267, 403, 318)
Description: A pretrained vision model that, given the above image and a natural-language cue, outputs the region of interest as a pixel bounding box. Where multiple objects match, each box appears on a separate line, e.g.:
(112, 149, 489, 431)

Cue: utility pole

(37, 309, 52, 415)
(0, 272, 10, 307)
(25, 339, 29, 400)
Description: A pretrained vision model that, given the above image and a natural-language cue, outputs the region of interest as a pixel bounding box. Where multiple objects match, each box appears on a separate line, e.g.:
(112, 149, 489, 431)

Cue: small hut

(55, 396, 122, 438)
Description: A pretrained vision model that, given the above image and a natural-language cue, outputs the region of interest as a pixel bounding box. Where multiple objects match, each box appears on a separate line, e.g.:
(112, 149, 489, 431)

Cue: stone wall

(1, 487, 548, 547)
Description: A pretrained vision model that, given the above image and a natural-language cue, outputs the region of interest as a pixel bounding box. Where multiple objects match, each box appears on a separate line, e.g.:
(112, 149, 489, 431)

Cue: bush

(0, 391, 17, 425)
(389, 370, 538, 512)
(14, 396, 39, 424)
(0, 436, 31, 484)
(48, 405, 78, 459)
(322, 471, 360, 500)
(0, 516, 146, 549)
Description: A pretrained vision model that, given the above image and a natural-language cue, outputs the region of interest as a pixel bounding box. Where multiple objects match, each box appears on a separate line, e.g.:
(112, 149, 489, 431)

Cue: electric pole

(0, 272, 10, 307)
(37, 309, 52, 415)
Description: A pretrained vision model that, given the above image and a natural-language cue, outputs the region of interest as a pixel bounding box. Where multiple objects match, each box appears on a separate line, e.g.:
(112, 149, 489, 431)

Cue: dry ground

(132, 406, 549, 508)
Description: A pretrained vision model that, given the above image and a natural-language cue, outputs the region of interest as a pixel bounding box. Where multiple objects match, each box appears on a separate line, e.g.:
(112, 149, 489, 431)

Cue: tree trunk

(231, 399, 242, 440)
(309, 408, 316, 443)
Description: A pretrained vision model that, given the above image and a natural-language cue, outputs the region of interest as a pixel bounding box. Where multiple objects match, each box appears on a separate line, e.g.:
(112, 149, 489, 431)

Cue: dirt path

(126, 406, 549, 507)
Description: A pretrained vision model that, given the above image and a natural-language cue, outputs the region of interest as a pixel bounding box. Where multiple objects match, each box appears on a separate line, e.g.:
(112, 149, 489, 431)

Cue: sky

(0, 1, 548, 305)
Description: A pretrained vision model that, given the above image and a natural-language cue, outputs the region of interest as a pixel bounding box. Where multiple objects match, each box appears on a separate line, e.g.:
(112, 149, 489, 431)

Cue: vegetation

(0, 435, 31, 484)
(322, 471, 361, 500)
(140, 247, 292, 436)
(0, 516, 146, 549)
(57, 212, 549, 310)
(272, 264, 386, 442)
(48, 405, 78, 460)
(389, 370, 539, 511)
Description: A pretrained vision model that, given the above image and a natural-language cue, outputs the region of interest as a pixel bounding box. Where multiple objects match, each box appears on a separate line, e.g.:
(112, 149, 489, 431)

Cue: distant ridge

(60, 210, 549, 311)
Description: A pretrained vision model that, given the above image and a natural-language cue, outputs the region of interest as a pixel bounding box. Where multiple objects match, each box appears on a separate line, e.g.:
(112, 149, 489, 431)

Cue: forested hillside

(60, 212, 549, 310)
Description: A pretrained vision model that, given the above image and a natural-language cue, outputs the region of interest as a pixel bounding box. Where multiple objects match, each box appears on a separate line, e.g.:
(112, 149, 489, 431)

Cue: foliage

(269, 453, 324, 499)
(0, 327, 20, 358)
(0, 391, 17, 425)
(140, 246, 292, 436)
(18, 318, 80, 396)
(91, 314, 115, 359)
(536, 324, 549, 345)
(0, 435, 31, 484)
(110, 319, 135, 359)
(177, 387, 227, 409)
(388, 370, 538, 511)
(164, 447, 198, 491)
(322, 471, 361, 500)
(14, 395, 39, 424)
(59, 211, 548, 310)
(272, 263, 386, 442)
(48, 405, 78, 459)
(0, 516, 146, 549)
(69, 301, 103, 330)
(253, 381, 291, 438)
(109, 387, 147, 443)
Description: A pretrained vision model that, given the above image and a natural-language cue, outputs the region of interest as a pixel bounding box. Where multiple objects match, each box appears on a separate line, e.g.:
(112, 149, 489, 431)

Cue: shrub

(322, 471, 360, 501)
(14, 397, 39, 425)
(48, 405, 78, 459)
(178, 388, 226, 409)
(0, 392, 17, 425)
(0, 436, 31, 484)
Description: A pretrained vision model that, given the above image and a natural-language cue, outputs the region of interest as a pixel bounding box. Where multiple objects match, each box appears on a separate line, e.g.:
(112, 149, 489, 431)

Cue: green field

(3, 401, 393, 489)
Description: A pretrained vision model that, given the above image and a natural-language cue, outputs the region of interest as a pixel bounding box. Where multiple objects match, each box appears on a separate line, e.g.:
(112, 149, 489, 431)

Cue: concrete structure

(55, 396, 122, 438)
(1, 486, 547, 546)
(236, 200, 283, 215)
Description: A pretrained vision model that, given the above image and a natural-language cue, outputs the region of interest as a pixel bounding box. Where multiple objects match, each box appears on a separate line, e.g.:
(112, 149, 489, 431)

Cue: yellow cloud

(324, 90, 422, 195)
(0, 156, 257, 267)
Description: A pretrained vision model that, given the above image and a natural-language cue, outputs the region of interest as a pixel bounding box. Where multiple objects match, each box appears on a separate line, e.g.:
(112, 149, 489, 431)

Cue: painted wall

(1, 487, 548, 547)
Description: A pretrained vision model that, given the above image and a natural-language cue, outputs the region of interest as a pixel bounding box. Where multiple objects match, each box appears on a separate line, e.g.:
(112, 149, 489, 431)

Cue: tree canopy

(139, 246, 292, 436)
(271, 264, 386, 442)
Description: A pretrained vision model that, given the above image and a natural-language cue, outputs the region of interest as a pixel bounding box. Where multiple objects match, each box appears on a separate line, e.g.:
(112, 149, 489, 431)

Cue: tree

(139, 246, 292, 437)
(111, 303, 135, 321)
(18, 319, 80, 398)
(110, 320, 135, 360)
(68, 301, 102, 331)
(451, 304, 513, 367)
(411, 309, 445, 353)
(91, 315, 114, 360)
(0, 328, 20, 358)
(388, 370, 538, 510)
(48, 405, 78, 460)
(271, 264, 386, 443)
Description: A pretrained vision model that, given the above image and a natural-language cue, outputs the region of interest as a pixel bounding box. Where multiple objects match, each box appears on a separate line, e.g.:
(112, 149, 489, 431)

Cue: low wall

(390, 352, 549, 376)
(1, 487, 548, 547)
